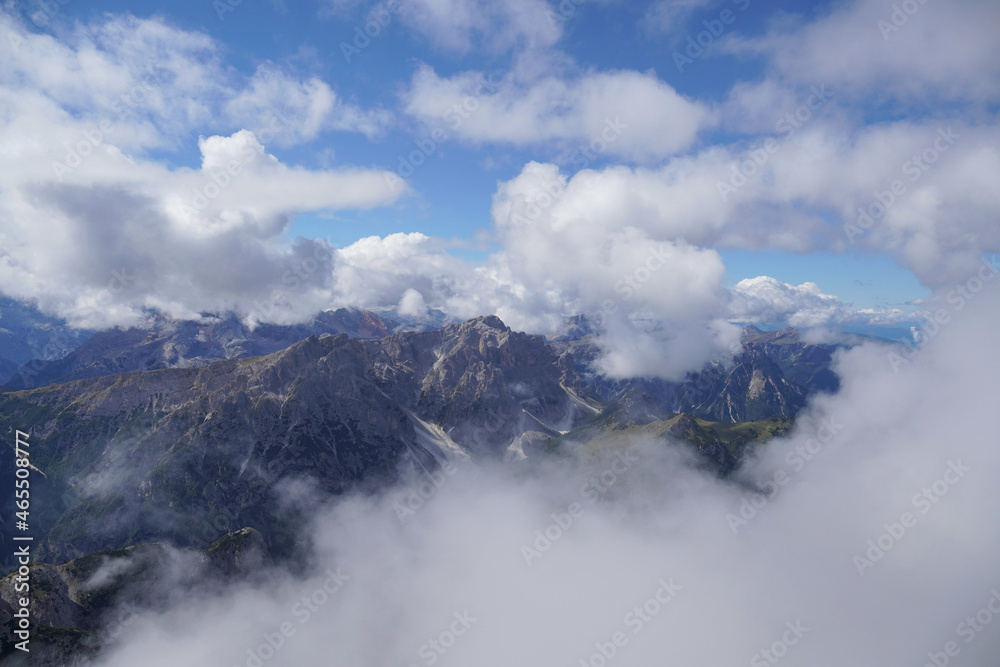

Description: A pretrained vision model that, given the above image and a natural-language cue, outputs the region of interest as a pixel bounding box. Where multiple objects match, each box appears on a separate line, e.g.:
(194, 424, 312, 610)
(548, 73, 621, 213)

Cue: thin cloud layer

(733, 0, 1000, 104)
(398, 0, 563, 54)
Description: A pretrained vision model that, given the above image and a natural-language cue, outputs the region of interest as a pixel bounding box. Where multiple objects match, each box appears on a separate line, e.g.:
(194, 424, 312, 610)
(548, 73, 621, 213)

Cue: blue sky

(113, 0, 838, 249)
(13, 0, 916, 308)
(1, 0, 998, 373)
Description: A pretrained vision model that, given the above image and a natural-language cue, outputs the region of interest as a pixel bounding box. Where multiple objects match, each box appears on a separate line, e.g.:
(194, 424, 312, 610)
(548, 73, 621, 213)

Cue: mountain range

(0, 306, 864, 664)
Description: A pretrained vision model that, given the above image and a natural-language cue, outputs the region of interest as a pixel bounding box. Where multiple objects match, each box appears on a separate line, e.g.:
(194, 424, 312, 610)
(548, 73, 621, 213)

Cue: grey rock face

(0, 317, 583, 563)
(554, 325, 843, 423)
(363, 315, 580, 457)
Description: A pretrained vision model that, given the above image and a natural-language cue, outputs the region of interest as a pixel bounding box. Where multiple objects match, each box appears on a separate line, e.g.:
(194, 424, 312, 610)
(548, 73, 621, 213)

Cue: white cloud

(644, 0, 719, 35)
(403, 65, 708, 162)
(0, 124, 403, 328)
(396, 288, 428, 319)
(330, 233, 475, 316)
(224, 65, 392, 144)
(0, 10, 392, 151)
(718, 79, 805, 135)
(0, 11, 411, 329)
(732, 0, 1000, 104)
(396, 0, 562, 54)
(478, 117, 1000, 292)
(3, 4, 998, 383)
(484, 161, 741, 378)
(729, 276, 858, 327)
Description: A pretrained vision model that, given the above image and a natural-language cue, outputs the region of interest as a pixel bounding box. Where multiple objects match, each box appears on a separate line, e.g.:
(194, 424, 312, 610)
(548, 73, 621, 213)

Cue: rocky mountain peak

(456, 314, 509, 334)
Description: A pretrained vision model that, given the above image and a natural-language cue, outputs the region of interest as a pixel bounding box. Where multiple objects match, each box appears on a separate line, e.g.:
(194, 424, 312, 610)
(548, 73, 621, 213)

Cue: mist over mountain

(1, 282, 996, 667)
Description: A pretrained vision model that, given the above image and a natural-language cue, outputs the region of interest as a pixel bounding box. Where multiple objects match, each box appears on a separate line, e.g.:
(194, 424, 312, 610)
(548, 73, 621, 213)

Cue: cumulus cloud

(483, 161, 742, 377)
(727, 275, 897, 328)
(0, 124, 403, 328)
(90, 280, 1000, 666)
(0, 11, 386, 151)
(396, 0, 562, 54)
(396, 288, 428, 319)
(403, 65, 708, 162)
(731, 0, 1000, 104)
(0, 10, 406, 329)
(476, 114, 1000, 292)
(644, 0, 718, 35)
(223, 65, 392, 143)
(328, 233, 475, 316)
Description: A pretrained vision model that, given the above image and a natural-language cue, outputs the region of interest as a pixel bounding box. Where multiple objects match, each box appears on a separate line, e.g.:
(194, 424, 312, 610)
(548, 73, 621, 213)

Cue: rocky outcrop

(364, 316, 580, 457)
(684, 348, 808, 422)
(0, 529, 273, 665)
(555, 325, 841, 423)
(0, 316, 584, 563)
